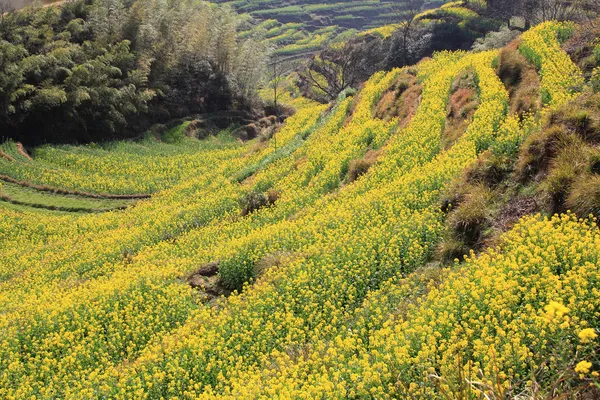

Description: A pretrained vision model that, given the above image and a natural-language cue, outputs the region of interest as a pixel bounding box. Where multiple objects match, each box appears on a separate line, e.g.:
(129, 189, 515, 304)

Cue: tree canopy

(0, 0, 271, 144)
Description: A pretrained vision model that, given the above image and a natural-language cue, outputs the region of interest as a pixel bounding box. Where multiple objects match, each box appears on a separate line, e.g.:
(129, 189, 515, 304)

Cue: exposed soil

(16, 143, 32, 161)
(374, 73, 422, 128)
(492, 195, 539, 232)
(186, 262, 231, 302)
(0, 150, 15, 162)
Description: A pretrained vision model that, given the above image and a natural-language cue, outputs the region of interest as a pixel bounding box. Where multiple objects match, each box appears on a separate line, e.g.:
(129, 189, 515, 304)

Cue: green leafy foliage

(0, 0, 270, 145)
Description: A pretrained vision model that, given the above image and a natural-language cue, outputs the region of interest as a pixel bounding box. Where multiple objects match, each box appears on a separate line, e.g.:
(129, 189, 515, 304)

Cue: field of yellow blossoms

(0, 21, 598, 399)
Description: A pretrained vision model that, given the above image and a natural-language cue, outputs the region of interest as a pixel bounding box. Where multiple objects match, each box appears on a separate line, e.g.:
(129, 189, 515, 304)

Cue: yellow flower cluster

(0, 136, 242, 194)
(520, 21, 584, 107)
(89, 50, 510, 399)
(214, 215, 600, 399)
(578, 328, 598, 343)
(1, 21, 596, 400)
(360, 23, 402, 39)
(575, 360, 592, 375)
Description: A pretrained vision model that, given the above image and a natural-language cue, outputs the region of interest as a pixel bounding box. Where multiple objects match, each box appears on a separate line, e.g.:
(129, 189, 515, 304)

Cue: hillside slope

(0, 20, 599, 399)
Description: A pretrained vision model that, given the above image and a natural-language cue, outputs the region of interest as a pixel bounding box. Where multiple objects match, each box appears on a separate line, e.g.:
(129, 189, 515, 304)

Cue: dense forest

(0, 0, 270, 144)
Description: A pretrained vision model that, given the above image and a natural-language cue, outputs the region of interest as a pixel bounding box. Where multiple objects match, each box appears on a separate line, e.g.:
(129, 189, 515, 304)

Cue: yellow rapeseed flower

(578, 328, 598, 343)
(575, 360, 592, 376)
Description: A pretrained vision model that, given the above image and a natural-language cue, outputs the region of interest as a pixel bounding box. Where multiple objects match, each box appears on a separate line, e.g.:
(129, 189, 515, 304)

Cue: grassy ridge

(0, 182, 134, 212)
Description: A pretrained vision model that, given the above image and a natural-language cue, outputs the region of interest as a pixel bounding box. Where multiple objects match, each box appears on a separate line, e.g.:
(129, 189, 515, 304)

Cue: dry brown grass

(516, 126, 572, 181)
(563, 19, 600, 78)
(536, 135, 599, 214)
(447, 184, 491, 246)
(347, 149, 381, 183)
(16, 143, 32, 161)
(441, 71, 479, 150)
(240, 190, 279, 216)
(254, 251, 297, 278)
(497, 40, 526, 88)
(497, 41, 542, 117)
(464, 150, 512, 187)
(0, 150, 15, 162)
(373, 74, 422, 127)
(566, 175, 600, 219)
(294, 155, 308, 170)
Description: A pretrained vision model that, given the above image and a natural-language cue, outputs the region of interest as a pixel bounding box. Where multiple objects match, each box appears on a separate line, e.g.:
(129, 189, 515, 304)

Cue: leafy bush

(472, 26, 520, 52)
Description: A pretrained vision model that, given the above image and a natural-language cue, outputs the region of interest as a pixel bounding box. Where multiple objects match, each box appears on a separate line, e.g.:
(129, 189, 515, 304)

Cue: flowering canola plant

(520, 21, 584, 107)
(1, 20, 599, 400)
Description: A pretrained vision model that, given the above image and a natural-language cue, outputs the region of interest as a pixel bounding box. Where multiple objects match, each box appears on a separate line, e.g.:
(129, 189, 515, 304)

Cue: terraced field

(1, 20, 599, 399)
(232, 0, 447, 56)
(227, 0, 445, 30)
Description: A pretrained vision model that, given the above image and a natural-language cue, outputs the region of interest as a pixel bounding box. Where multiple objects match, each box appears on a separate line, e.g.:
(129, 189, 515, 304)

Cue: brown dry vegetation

(187, 262, 231, 302)
(347, 149, 382, 183)
(439, 91, 600, 263)
(240, 189, 280, 216)
(373, 73, 422, 127)
(15, 143, 32, 161)
(563, 19, 600, 79)
(0, 150, 15, 162)
(441, 70, 479, 150)
(497, 40, 542, 117)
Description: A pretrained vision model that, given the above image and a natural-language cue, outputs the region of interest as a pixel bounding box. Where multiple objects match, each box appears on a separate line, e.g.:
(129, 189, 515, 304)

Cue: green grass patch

(0, 182, 135, 213)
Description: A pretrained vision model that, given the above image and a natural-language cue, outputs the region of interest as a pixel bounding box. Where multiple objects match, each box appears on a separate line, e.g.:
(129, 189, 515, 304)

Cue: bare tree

(389, 0, 426, 68)
(487, 0, 595, 26)
(531, 0, 586, 22)
(303, 41, 366, 101)
(486, 0, 525, 26)
(0, 1, 14, 15)
(268, 56, 300, 114)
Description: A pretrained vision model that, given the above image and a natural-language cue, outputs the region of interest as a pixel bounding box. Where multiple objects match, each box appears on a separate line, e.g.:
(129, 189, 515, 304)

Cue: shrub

(347, 150, 380, 183)
(447, 184, 491, 245)
(472, 26, 520, 52)
(240, 190, 278, 216)
(566, 175, 600, 219)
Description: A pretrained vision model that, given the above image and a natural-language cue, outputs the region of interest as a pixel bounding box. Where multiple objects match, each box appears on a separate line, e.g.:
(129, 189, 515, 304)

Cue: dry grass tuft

(516, 125, 572, 181)
(441, 70, 479, 150)
(240, 190, 279, 216)
(447, 184, 491, 246)
(566, 175, 600, 219)
(347, 149, 381, 183)
(497, 42, 542, 117)
(374, 74, 422, 126)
